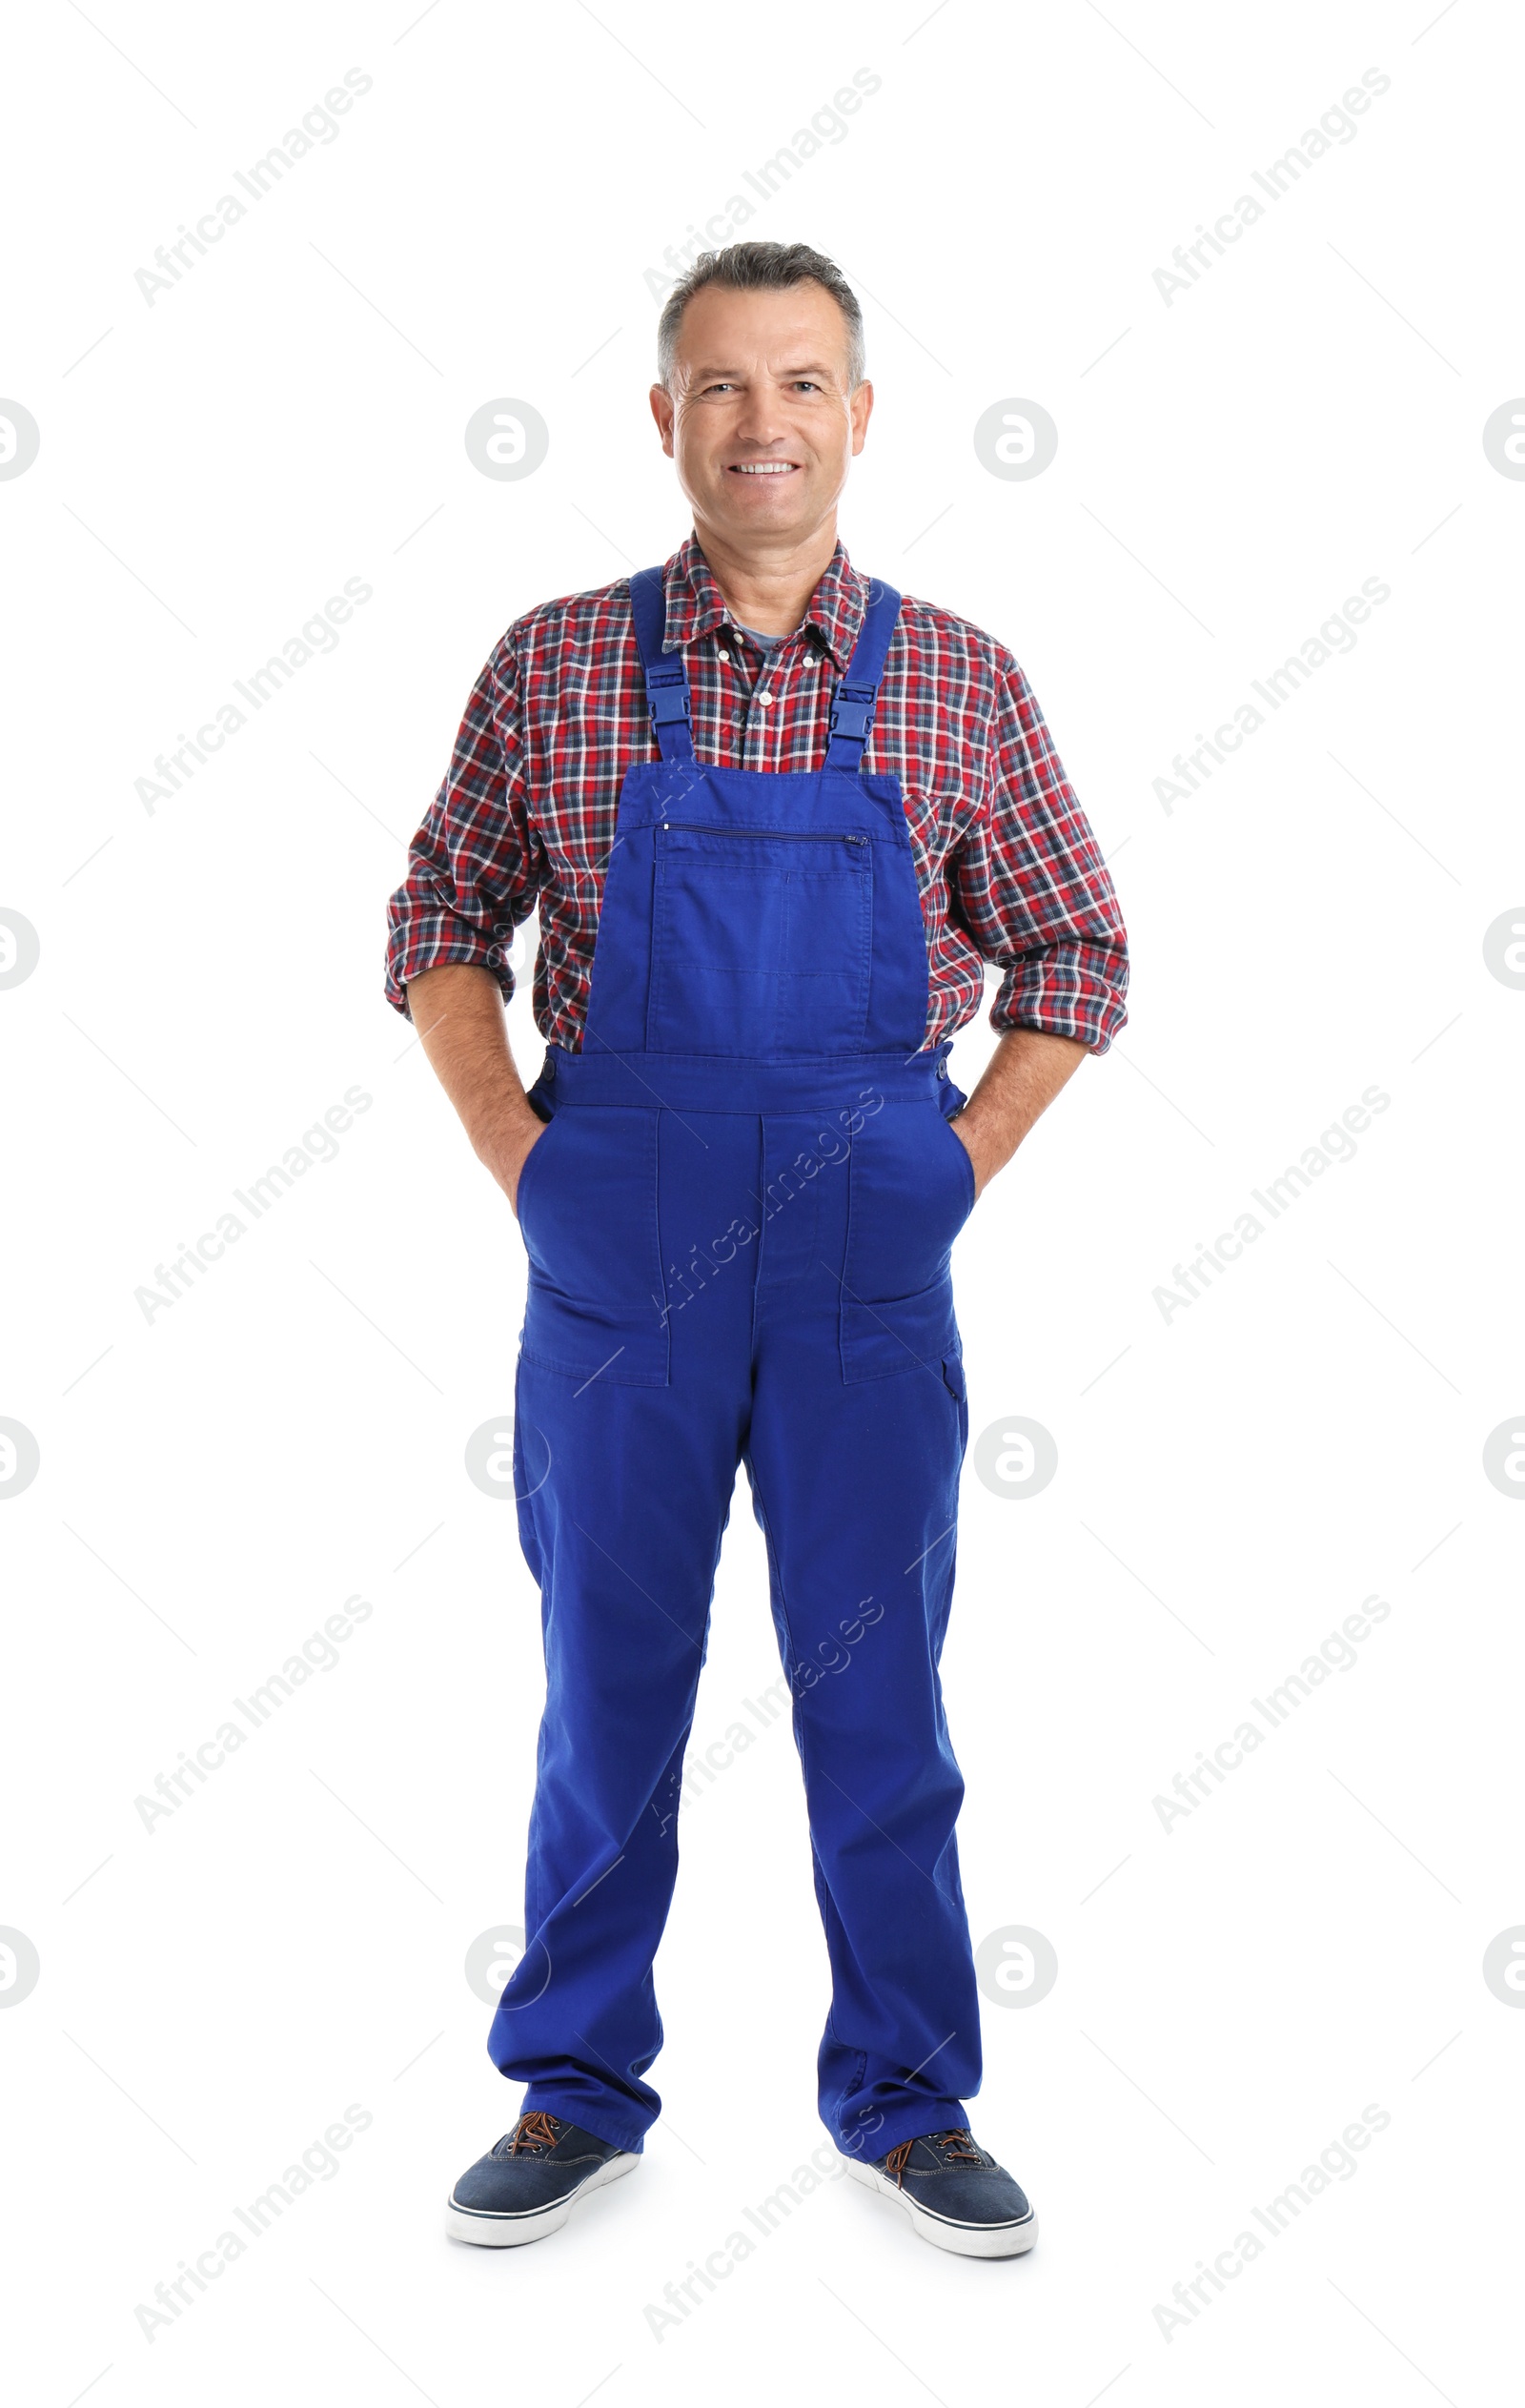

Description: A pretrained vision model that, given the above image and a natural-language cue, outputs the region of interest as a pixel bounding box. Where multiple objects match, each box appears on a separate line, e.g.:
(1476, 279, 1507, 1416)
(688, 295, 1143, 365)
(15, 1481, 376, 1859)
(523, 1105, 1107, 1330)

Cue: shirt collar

(659, 531, 866, 674)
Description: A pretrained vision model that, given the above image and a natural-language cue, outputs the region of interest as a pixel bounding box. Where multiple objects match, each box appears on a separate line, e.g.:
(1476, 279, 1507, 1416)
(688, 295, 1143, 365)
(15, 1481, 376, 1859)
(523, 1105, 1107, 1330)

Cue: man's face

(650, 281, 872, 550)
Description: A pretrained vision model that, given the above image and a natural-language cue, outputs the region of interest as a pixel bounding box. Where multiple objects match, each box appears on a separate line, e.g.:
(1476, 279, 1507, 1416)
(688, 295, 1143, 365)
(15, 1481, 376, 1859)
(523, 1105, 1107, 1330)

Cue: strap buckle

(646, 669, 691, 733)
(827, 681, 877, 746)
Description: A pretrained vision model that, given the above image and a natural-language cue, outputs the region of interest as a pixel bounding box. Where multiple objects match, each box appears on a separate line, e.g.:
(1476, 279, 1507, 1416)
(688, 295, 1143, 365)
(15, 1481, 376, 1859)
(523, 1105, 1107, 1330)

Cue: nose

(728, 391, 794, 449)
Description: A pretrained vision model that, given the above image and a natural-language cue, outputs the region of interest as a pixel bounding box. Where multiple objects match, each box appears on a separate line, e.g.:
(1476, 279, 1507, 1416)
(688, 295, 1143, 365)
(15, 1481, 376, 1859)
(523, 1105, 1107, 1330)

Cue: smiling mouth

(726, 461, 800, 476)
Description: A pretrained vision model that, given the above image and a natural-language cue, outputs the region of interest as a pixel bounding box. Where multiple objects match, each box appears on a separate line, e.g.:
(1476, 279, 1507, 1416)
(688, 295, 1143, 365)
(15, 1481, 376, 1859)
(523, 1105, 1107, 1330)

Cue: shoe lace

(508, 2111, 562, 2155)
(884, 2129, 982, 2186)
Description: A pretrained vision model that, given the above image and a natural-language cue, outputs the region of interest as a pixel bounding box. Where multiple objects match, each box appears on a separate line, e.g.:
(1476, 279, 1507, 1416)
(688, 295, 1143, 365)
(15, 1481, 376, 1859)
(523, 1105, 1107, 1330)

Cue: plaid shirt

(384, 535, 1128, 1054)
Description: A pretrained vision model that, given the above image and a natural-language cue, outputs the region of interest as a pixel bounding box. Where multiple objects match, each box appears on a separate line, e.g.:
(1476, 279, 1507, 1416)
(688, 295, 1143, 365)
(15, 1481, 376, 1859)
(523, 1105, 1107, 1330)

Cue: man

(385, 240, 1128, 2259)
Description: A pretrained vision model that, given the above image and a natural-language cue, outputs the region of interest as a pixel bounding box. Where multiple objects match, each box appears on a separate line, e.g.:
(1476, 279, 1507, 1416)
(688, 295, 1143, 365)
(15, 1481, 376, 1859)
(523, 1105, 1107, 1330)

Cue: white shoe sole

(842, 2153, 1038, 2258)
(444, 2147, 639, 2247)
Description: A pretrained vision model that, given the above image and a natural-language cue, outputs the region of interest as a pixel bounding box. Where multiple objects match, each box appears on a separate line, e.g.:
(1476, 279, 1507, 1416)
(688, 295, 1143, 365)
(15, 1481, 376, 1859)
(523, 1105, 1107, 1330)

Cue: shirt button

(756, 691, 773, 707)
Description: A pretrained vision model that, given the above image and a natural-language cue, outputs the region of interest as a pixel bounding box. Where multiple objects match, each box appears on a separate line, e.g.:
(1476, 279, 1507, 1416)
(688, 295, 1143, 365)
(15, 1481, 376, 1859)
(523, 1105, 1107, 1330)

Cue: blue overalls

(488, 565, 984, 2162)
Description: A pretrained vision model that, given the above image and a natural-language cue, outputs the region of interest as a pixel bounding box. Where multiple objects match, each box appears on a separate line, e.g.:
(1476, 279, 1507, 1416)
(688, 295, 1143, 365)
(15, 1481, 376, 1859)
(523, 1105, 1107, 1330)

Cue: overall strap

(628, 565, 695, 764)
(824, 579, 903, 773)
(631, 562, 901, 773)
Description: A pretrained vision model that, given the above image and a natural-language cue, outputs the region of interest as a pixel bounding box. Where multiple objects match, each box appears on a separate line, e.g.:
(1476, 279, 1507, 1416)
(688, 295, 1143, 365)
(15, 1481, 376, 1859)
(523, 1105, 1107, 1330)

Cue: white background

(3, 2, 1521, 2401)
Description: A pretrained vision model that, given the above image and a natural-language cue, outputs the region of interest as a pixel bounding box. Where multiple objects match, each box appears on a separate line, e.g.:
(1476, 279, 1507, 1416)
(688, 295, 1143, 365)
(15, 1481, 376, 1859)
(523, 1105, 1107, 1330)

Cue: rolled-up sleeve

(383, 639, 539, 1021)
(951, 647, 1129, 1054)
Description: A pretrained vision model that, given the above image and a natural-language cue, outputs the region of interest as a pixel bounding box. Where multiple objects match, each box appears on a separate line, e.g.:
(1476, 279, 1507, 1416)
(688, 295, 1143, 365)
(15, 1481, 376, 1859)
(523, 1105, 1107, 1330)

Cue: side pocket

(839, 1101, 966, 1384)
(513, 1109, 561, 1236)
(940, 1111, 977, 1219)
(518, 1107, 669, 1387)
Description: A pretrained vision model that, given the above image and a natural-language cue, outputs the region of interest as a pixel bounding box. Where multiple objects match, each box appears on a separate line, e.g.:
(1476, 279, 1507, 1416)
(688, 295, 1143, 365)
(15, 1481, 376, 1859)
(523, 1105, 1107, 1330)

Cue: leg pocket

(839, 1101, 971, 1384)
(518, 1106, 669, 1387)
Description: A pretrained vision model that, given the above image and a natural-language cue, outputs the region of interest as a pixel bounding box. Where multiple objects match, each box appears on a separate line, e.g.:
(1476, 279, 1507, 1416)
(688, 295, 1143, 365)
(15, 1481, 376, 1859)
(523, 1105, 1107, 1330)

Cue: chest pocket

(647, 825, 873, 1057)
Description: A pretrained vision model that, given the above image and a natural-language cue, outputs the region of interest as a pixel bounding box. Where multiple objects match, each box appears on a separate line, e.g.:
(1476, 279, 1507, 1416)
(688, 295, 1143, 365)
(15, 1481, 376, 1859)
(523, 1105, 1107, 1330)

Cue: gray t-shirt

(733, 622, 792, 652)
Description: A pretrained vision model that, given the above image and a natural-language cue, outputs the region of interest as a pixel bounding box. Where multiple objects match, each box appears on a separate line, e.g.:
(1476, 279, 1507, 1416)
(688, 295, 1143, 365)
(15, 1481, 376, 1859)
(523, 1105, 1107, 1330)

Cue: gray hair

(656, 240, 865, 394)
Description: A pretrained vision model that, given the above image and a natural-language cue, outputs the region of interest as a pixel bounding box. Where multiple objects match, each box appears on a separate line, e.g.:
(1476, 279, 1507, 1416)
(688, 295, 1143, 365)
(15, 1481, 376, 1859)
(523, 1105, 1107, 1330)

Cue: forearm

(406, 962, 543, 1203)
(953, 1026, 1088, 1196)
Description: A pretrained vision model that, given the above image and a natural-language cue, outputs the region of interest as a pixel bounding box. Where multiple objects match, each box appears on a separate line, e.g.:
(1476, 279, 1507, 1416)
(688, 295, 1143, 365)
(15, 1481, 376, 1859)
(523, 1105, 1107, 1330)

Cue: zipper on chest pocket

(658, 823, 867, 847)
